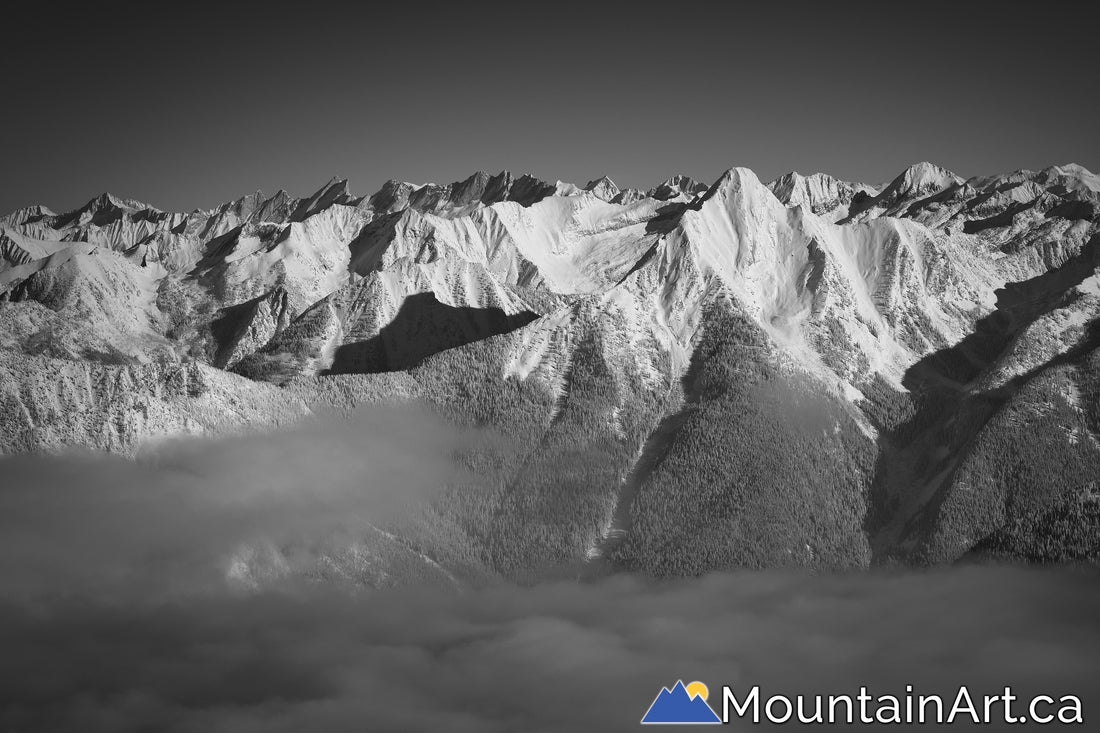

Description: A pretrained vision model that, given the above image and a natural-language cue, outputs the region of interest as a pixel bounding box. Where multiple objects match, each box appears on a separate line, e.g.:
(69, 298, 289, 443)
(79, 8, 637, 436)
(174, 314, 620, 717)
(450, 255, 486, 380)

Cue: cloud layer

(0, 404, 499, 597)
(0, 408, 1096, 731)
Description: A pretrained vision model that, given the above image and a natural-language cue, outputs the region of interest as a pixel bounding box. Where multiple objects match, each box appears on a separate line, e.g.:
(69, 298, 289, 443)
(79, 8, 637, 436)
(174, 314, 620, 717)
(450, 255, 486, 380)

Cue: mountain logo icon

(641, 680, 721, 725)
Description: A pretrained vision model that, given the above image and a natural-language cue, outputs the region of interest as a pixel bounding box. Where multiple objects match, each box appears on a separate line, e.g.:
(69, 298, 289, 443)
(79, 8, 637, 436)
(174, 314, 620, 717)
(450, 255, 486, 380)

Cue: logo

(641, 680, 721, 725)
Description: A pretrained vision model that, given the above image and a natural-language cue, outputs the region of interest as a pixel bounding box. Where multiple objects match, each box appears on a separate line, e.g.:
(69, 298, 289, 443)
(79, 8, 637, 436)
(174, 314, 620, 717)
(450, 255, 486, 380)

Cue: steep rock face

(212, 286, 292, 369)
(3, 161, 1100, 583)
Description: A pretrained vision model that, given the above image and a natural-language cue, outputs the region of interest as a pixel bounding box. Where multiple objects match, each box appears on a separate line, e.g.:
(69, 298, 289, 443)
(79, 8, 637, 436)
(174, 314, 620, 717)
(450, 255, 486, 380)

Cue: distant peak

(864, 162, 964, 206)
(583, 176, 620, 201)
(288, 178, 354, 221)
(584, 175, 616, 188)
(90, 192, 153, 211)
(713, 166, 766, 188)
(650, 174, 708, 201)
(314, 177, 349, 196)
(767, 171, 865, 214)
(1049, 162, 1094, 176)
(1041, 162, 1098, 182)
(770, 171, 804, 184)
(43, 191, 157, 228)
(898, 161, 962, 187)
(1035, 163, 1100, 194)
(659, 174, 699, 188)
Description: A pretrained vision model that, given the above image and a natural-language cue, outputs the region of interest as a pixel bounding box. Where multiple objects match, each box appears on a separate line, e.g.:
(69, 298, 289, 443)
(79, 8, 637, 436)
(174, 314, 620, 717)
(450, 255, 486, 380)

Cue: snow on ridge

(3, 160, 1093, 410)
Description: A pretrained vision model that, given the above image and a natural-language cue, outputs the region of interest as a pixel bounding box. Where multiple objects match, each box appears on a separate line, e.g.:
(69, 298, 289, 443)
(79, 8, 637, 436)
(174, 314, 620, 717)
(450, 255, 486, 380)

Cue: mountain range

(2, 161, 1098, 583)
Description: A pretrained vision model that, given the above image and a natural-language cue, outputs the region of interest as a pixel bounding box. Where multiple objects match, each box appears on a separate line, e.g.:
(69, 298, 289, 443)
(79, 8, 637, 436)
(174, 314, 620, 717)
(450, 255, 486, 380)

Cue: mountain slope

(2, 161, 1098, 583)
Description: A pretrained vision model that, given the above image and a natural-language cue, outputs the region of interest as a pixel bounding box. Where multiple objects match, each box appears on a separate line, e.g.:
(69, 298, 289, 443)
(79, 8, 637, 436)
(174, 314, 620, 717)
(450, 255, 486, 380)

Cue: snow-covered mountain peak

(583, 176, 620, 202)
(885, 161, 963, 199)
(3, 159, 1099, 578)
(649, 174, 708, 201)
(767, 171, 876, 222)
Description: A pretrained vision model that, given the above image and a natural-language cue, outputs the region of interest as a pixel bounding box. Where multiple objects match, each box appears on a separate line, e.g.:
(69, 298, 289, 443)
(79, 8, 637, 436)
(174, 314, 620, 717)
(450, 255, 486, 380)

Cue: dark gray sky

(3, 1, 1097, 214)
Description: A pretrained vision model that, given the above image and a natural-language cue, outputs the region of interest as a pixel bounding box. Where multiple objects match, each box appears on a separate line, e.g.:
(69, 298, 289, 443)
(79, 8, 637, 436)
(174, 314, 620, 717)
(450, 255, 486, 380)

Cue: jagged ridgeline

(2, 163, 1098, 583)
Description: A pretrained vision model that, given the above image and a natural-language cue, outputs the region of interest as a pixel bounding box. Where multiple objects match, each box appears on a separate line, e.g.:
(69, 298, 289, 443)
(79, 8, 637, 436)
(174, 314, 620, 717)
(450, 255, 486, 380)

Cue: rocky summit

(2, 162, 1098, 583)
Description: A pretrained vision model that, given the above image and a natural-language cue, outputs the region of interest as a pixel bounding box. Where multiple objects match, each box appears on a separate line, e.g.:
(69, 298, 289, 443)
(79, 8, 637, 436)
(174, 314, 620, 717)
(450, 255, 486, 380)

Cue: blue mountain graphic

(641, 680, 721, 724)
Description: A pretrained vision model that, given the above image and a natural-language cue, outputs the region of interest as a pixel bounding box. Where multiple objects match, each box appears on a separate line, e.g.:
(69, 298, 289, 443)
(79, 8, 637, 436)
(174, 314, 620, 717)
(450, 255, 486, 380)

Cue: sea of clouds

(0, 407, 1096, 731)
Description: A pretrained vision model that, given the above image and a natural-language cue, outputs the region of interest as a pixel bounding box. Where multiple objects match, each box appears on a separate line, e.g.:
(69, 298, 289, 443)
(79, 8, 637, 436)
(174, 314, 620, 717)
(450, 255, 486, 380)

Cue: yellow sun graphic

(685, 681, 709, 701)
